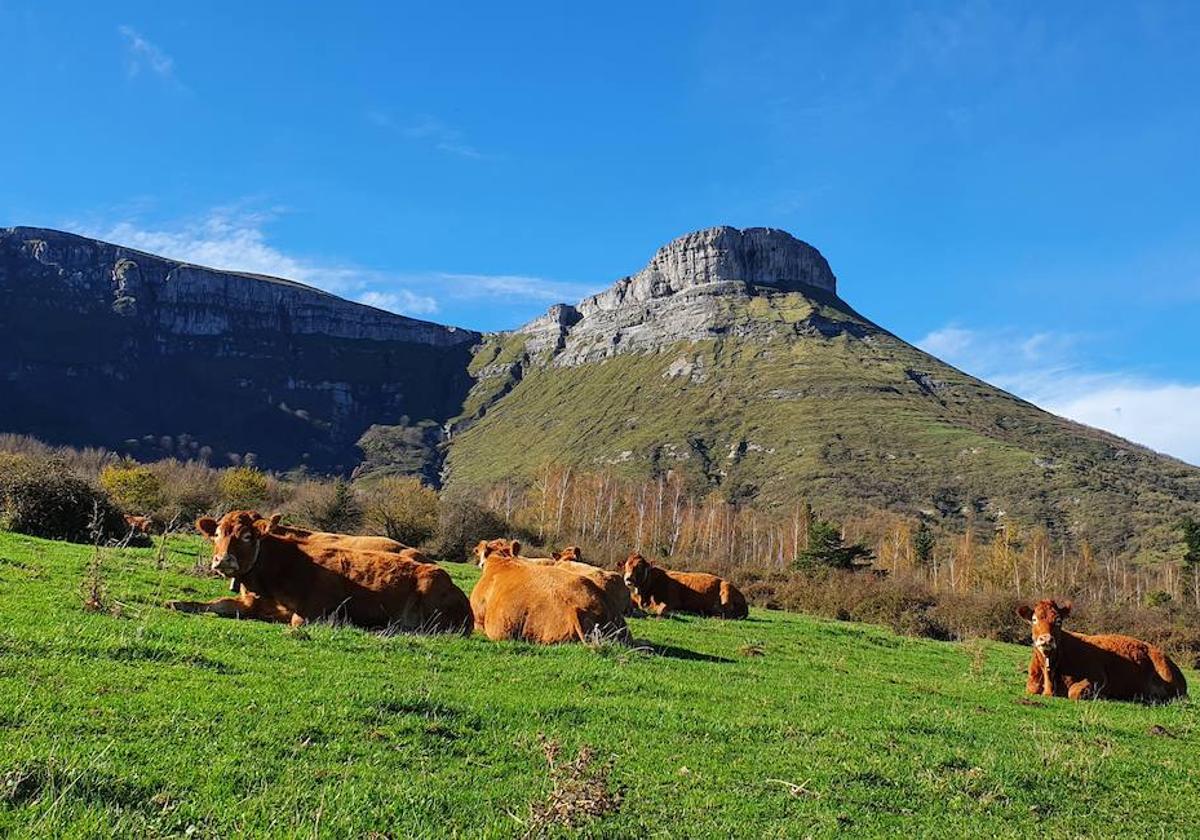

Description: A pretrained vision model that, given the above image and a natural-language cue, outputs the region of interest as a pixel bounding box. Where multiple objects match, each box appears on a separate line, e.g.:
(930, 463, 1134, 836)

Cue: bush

(282, 480, 364, 534)
(930, 592, 1027, 644)
(432, 493, 512, 562)
(149, 460, 221, 525)
(0, 456, 126, 543)
(99, 463, 164, 513)
(218, 467, 270, 511)
(360, 477, 440, 546)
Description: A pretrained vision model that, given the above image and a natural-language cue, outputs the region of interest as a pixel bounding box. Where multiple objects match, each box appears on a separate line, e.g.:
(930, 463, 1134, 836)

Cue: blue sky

(2, 2, 1198, 464)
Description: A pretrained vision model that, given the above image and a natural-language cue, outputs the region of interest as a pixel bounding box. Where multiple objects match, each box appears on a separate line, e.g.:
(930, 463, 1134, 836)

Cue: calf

(1018, 599, 1187, 703)
(619, 553, 748, 619)
(470, 539, 628, 644)
(123, 514, 155, 535)
(169, 511, 471, 633)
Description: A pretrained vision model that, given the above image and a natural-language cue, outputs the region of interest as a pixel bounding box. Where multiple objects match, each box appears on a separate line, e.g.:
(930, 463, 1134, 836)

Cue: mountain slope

(444, 227, 1200, 561)
(0, 227, 478, 474)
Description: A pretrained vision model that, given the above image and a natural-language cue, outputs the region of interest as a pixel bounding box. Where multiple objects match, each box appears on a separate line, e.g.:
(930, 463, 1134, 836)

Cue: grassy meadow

(0, 530, 1197, 838)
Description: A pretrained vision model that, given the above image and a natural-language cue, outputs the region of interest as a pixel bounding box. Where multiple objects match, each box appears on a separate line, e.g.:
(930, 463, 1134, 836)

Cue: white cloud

(1044, 384, 1200, 467)
(118, 25, 176, 80)
(72, 207, 590, 320)
(369, 111, 486, 159)
(433, 272, 600, 304)
(917, 324, 1200, 465)
(358, 289, 438, 317)
(77, 209, 440, 318)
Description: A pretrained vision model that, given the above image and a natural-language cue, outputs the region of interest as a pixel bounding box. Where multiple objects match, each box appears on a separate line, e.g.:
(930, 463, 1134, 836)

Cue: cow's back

(553, 559, 632, 618)
(472, 559, 625, 643)
(1076, 632, 1188, 701)
(267, 539, 469, 632)
(666, 571, 724, 614)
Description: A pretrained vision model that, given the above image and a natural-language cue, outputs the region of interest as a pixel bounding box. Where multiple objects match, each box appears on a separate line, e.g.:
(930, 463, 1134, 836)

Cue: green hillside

(1, 530, 1196, 837)
(446, 288, 1200, 562)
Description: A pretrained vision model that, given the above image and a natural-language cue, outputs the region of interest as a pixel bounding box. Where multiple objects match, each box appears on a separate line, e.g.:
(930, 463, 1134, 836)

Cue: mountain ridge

(1, 223, 1197, 560)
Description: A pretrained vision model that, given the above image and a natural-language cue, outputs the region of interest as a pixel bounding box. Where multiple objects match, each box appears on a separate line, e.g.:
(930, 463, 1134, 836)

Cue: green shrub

(217, 467, 269, 511)
(99, 463, 164, 513)
(0, 457, 125, 543)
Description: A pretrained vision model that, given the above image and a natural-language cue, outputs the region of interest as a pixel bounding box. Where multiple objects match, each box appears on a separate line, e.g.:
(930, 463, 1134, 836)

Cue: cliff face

(0, 227, 479, 473)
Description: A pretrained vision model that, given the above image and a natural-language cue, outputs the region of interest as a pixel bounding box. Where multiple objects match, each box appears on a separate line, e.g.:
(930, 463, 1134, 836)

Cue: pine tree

(913, 520, 935, 569)
(794, 517, 874, 570)
(1183, 516, 1200, 608)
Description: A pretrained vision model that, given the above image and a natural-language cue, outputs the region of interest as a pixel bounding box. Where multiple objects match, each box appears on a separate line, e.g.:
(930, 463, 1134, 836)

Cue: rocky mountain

(0, 227, 478, 475)
(445, 226, 1200, 562)
(2, 223, 1196, 561)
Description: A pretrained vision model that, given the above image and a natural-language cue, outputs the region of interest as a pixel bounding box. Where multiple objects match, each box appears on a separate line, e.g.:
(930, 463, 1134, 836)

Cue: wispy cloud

(368, 111, 487, 159)
(70, 206, 592, 321)
(432, 272, 600, 304)
(75, 208, 439, 318)
(357, 289, 438, 317)
(918, 324, 1200, 465)
(118, 25, 177, 81)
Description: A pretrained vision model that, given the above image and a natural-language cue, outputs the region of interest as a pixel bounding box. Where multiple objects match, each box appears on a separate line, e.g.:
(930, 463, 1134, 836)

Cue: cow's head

(552, 545, 582, 563)
(195, 511, 281, 578)
(1017, 599, 1072, 655)
(620, 553, 652, 590)
(474, 538, 518, 568)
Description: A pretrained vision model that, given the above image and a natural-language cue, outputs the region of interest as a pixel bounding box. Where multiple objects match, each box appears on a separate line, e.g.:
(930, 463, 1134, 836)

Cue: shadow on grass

(641, 642, 735, 664)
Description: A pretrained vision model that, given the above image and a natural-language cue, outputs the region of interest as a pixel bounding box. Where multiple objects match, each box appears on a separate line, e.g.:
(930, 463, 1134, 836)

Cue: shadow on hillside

(641, 642, 734, 664)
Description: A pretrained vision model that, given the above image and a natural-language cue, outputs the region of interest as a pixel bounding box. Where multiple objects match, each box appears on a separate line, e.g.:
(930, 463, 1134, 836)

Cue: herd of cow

(167, 510, 1188, 704)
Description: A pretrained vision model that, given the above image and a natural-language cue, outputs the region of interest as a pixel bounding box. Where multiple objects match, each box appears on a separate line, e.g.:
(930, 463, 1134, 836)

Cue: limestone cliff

(0, 227, 478, 474)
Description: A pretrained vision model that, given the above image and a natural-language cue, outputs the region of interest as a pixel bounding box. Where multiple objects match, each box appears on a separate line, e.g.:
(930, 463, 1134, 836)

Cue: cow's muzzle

(211, 554, 240, 577)
(1034, 634, 1055, 652)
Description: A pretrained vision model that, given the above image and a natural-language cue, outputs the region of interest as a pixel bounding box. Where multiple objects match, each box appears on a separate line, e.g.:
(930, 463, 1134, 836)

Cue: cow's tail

(720, 581, 749, 619)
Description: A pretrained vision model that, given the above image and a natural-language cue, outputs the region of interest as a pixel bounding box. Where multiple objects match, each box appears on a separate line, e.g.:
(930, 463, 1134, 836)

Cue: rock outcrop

(517, 225, 847, 366)
(0, 227, 479, 473)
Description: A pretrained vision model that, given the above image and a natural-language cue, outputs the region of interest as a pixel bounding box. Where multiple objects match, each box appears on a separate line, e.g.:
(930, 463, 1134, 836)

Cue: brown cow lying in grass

(1019, 599, 1187, 703)
(619, 553, 748, 619)
(470, 539, 628, 644)
(168, 511, 471, 633)
(539, 544, 633, 618)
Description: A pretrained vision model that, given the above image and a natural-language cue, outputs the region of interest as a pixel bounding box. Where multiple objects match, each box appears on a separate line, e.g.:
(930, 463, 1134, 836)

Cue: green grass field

(1, 531, 1197, 838)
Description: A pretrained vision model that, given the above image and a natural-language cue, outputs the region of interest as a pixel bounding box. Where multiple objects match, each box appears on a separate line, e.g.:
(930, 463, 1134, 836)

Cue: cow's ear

(551, 551, 562, 561)
(509, 540, 521, 557)
(254, 516, 275, 536)
(1016, 604, 1034, 622)
(196, 516, 218, 537)
(267, 513, 283, 531)
(1058, 601, 1072, 618)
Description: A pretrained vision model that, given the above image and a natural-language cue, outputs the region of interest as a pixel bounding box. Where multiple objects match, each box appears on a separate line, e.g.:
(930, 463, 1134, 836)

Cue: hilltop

(445, 227, 1200, 562)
